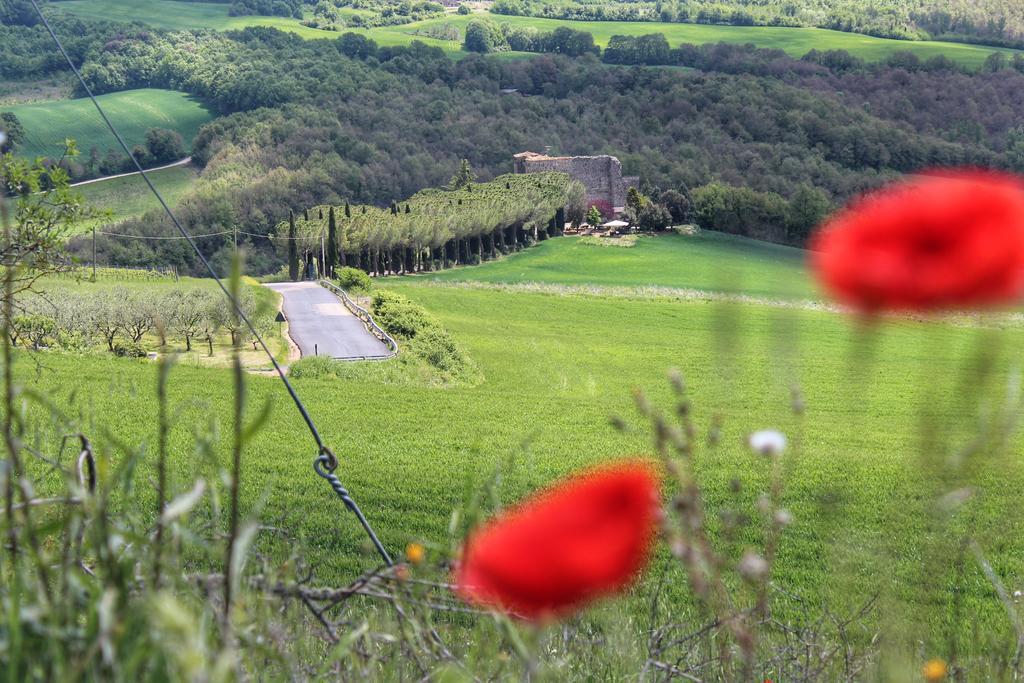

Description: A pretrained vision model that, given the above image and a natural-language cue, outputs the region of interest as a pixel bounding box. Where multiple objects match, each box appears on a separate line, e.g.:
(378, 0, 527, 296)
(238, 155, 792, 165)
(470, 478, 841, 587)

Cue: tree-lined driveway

(266, 282, 391, 360)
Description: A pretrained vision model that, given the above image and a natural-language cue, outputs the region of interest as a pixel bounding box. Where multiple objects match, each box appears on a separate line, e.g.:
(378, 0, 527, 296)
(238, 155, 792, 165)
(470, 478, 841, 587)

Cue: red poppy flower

(455, 459, 660, 621)
(811, 171, 1024, 312)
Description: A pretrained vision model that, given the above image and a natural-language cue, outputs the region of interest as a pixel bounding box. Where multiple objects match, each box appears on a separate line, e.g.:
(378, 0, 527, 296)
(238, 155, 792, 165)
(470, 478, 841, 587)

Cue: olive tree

(171, 290, 214, 352)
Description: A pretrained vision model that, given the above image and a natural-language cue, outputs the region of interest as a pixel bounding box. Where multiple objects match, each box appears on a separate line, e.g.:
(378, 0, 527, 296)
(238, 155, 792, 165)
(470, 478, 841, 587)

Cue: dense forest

(491, 0, 1024, 49)
(39, 25, 1022, 274)
(2, 8, 1023, 273)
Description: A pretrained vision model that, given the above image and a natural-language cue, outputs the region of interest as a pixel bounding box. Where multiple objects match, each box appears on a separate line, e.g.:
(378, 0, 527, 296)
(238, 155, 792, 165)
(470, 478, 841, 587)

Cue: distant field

(52, 0, 1021, 67)
(423, 232, 816, 300)
(5, 88, 214, 160)
(71, 164, 199, 235)
(51, 0, 336, 37)
(397, 14, 1021, 67)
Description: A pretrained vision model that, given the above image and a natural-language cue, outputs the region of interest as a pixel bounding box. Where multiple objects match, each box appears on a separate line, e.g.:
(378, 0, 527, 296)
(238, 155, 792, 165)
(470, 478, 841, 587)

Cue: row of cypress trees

(280, 172, 584, 280)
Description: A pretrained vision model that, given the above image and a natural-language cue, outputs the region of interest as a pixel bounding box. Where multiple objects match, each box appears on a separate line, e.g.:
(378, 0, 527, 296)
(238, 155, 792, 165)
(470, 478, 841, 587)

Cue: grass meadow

(6, 88, 214, 160)
(19, 234, 1024, 658)
(399, 13, 1023, 67)
(50, 0, 1021, 67)
(423, 231, 816, 300)
(69, 164, 199, 235)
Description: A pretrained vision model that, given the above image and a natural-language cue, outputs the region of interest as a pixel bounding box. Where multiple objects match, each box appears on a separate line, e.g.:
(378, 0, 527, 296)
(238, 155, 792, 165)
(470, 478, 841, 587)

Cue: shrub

(113, 340, 148, 358)
(336, 266, 372, 293)
(288, 355, 337, 379)
(408, 326, 465, 373)
(371, 289, 476, 380)
(371, 291, 435, 338)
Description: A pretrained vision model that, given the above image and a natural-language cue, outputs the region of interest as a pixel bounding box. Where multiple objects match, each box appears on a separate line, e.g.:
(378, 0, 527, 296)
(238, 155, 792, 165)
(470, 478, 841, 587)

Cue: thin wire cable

(96, 230, 232, 239)
(29, 0, 393, 566)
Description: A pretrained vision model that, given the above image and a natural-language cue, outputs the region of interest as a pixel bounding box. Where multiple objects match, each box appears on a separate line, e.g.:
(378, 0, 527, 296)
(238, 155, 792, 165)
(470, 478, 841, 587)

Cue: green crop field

(402, 13, 1022, 66)
(21, 234, 1024, 655)
(51, 0, 1022, 67)
(423, 232, 816, 300)
(70, 164, 199, 235)
(5, 88, 214, 160)
(51, 0, 336, 37)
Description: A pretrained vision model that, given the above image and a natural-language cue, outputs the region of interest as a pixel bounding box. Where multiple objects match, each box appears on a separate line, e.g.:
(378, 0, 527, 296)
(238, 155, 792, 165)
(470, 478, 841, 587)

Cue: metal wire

(28, 0, 393, 567)
(96, 230, 232, 240)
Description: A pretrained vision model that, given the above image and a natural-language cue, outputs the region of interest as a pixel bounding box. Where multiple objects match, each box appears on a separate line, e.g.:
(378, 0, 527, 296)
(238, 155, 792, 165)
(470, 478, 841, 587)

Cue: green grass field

(51, 0, 336, 37)
(71, 164, 199, 235)
(51, 0, 1022, 67)
(20, 233, 1024, 655)
(5, 88, 214, 160)
(423, 232, 816, 300)
(398, 13, 1022, 66)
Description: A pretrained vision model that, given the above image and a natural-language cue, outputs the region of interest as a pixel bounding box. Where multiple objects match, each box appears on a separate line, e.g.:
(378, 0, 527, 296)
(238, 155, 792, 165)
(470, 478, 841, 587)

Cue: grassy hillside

(5, 88, 214, 160)
(50, 1, 1021, 67)
(421, 232, 815, 300)
(399, 14, 1022, 67)
(51, 0, 335, 37)
(71, 164, 199, 235)
(24, 275, 1024, 654)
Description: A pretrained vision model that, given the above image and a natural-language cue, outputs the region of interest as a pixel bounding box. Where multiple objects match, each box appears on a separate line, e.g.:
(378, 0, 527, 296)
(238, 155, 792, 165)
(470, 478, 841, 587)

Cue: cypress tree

(405, 204, 411, 214)
(326, 206, 339, 277)
(303, 209, 309, 221)
(344, 202, 351, 218)
(288, 210, 299, 281)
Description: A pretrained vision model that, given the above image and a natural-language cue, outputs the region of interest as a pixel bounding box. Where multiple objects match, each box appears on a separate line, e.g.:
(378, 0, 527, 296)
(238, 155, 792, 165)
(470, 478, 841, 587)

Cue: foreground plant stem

(224, 253, 245, 625)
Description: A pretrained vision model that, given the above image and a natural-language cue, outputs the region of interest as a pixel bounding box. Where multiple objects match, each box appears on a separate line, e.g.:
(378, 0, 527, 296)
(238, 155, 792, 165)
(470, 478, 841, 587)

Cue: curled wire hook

(314, 452, 393, 567)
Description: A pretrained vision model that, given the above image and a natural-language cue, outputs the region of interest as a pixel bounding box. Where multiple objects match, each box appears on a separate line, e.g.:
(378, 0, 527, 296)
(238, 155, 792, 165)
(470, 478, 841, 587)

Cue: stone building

(512, 151, 639, 218)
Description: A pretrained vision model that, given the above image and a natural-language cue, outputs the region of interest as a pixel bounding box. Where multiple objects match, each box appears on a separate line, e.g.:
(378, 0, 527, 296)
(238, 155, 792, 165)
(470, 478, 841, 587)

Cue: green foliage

(287, 354, 336, 378)
(456, 3, 471, 14)
(112, 339, 148, 357)
(0, 111, 24, 153)
(326, 206, 339, 276)
(287, 211, 299, 281)
(448, 158, 475, 190)
(371, 289, 435, 338)
(463, 17, 509, 52)
(275, 172, 583, 261)
(692, 181, 791, 243)
(229, 0, 303, 18)
(586, 205, 602, 225)
(336, 266, 371, 292)
(371, 289, 476, 380)
(488, 0, 1024, 50)
(604, 32, 671, 64)
(145, 127, 187, 164)
(786, 185, 833, 241)
(2, 145, 95, 293)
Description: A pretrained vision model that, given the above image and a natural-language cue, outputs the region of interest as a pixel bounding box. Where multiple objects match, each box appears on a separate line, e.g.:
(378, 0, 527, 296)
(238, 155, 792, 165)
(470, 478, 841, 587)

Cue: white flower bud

(738, 551, 769, 582)
(748, 430, 787, 456)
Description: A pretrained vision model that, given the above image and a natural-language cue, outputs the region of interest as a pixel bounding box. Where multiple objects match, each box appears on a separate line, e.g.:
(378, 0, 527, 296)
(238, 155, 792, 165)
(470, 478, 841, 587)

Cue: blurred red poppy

(811, 171, 1024, 312)
(455, 459, 660, 621)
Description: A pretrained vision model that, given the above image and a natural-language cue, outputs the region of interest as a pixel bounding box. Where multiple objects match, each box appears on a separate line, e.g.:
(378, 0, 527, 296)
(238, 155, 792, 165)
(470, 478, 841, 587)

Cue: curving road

(266, 282, 391, 360)
(68, 157, 193, 188)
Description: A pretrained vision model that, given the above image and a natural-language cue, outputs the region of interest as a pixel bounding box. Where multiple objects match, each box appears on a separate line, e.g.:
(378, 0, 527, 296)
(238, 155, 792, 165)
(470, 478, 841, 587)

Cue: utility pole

(233, 225, 238, 255)
(92, 226, 97, 281)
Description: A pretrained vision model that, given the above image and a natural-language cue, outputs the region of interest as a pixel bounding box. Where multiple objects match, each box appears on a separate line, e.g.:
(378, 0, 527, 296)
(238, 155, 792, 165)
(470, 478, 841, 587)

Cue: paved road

(266, 282, 391, 360)
(69, 157, 193, 188)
